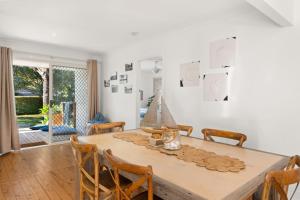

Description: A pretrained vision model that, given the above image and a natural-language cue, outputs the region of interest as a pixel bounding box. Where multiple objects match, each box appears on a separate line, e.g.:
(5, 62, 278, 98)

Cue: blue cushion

(30, 124, 48, 130)
(88, 119, 109, 124)
(95, 112, 105, 121)
(52, 126, 77, 136)
(140, 108, 148, 118)
(88, 112, 108, 124)
(39, 125, 77, 135)
(40, 125, 49, 131)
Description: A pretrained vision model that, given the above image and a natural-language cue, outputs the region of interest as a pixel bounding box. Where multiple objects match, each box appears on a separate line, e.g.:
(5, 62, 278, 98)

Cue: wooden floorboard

(0, 144, 77, 200)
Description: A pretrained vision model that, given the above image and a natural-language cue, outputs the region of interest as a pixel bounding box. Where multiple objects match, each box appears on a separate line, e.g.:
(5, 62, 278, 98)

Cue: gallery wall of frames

(104, 63, 133, 94)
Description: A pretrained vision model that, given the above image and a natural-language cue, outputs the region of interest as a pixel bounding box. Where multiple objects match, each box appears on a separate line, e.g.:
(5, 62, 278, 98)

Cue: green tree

(53, 69, 75, 102)
(13, 65, 49, 105)
(13, 65, 43, 96)
(13, 65, 76, 109)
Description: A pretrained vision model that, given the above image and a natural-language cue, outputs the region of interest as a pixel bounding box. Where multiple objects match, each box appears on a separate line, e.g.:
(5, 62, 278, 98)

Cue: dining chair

(104, 149, 163, 200)
(201, 128, 247, 147)
(261, 155, 300, 200)
(177, 124, 193, 136)
(70, 136, 131, 200)
(284, 155, 300, 194)
(90, 121, 126, 135)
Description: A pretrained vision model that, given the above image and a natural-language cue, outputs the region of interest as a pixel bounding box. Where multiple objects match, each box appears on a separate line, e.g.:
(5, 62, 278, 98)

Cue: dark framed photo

(125, 63, 133, 71)
(110, 72, 118, 80)
(119, 74, 128, 84)
(104, 80, 110, 87)
(124, 85, 133, 94)
(111, 85, 118, 93)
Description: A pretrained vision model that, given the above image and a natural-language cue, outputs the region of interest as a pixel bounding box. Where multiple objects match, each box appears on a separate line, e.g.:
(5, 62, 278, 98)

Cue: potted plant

(40, 104, 49, 125)
(52, 104, 63, 125)
(39, 104, 63, 125)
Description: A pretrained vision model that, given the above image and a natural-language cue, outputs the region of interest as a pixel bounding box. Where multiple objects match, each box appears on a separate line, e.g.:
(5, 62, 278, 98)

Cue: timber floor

(0, 144, 77, 200)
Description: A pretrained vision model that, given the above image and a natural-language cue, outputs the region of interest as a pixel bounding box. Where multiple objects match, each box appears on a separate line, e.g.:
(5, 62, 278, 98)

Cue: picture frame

(111, 85, 118, 93)
(125, 63, 133, 71)
(119, 74, 128, 84)
(124, 85, 133, 94)
(110, 72, 118, 81)
(104, 80, 110, 87)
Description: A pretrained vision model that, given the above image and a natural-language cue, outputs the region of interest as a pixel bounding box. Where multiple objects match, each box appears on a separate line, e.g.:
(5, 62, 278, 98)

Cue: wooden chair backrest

(177, 124, 193, 136)
(201, 128, 247, 147)
(91, 122, 126, 135)
(142, 125, 192, 136)
(104, 149, 153, 200)
(262, 156, 300, 200)
(70, 135, 105, 200)
(287, 155, 300, 170)
(262, 155, 300, 200)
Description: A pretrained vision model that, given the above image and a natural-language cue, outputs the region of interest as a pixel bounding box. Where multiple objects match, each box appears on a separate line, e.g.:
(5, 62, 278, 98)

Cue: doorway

(137, 58, 163, 127)
(13, 63, 50, 148)
(49, 65, 88, 143)
(13, 60, 89, 148)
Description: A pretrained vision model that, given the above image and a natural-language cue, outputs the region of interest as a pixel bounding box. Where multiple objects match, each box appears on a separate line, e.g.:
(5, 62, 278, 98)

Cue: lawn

(17, 114, 44, 128)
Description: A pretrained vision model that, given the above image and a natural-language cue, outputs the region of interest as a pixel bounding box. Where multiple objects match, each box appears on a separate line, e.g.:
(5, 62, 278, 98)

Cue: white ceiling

(0, 0, 251, 53)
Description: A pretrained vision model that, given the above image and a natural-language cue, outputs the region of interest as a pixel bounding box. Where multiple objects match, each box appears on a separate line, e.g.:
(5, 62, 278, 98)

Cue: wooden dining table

(78, 129, 288, 200)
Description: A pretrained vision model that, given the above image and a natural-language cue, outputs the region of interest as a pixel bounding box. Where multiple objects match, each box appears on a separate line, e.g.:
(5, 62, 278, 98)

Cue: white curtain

(0, 47, 20, 154)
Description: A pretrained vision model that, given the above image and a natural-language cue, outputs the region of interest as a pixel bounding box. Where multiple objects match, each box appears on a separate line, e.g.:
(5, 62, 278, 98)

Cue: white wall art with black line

(210, 37, 236, 69)
(203, 72, 229, 101)
(179, 61, 200, 87)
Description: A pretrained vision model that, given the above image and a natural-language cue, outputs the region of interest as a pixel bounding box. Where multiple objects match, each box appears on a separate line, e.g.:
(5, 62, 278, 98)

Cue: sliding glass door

(48, 65, 88, 143)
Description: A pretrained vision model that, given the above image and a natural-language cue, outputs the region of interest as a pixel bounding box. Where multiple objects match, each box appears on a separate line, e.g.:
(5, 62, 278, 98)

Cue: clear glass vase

(163, 129, 181, 150)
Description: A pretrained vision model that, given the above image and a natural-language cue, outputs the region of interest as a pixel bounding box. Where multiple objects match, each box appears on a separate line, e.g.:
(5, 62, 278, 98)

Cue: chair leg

(80, 187, 84, 200)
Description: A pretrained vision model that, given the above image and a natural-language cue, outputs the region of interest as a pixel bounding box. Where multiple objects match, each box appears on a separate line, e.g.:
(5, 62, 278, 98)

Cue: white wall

(101, 56, 137, 128)
(102, 7, 300, 158)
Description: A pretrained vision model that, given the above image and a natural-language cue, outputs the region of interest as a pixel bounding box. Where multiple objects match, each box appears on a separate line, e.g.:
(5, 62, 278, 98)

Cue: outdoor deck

(19, 128, 75, 148)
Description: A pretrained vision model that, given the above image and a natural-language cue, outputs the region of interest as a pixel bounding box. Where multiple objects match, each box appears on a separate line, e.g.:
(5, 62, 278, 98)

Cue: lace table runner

(113, 132, 246, 173)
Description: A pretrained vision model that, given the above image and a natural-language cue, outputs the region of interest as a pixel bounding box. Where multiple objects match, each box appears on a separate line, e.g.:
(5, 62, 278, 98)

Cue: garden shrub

(15, 96, 43, 115)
